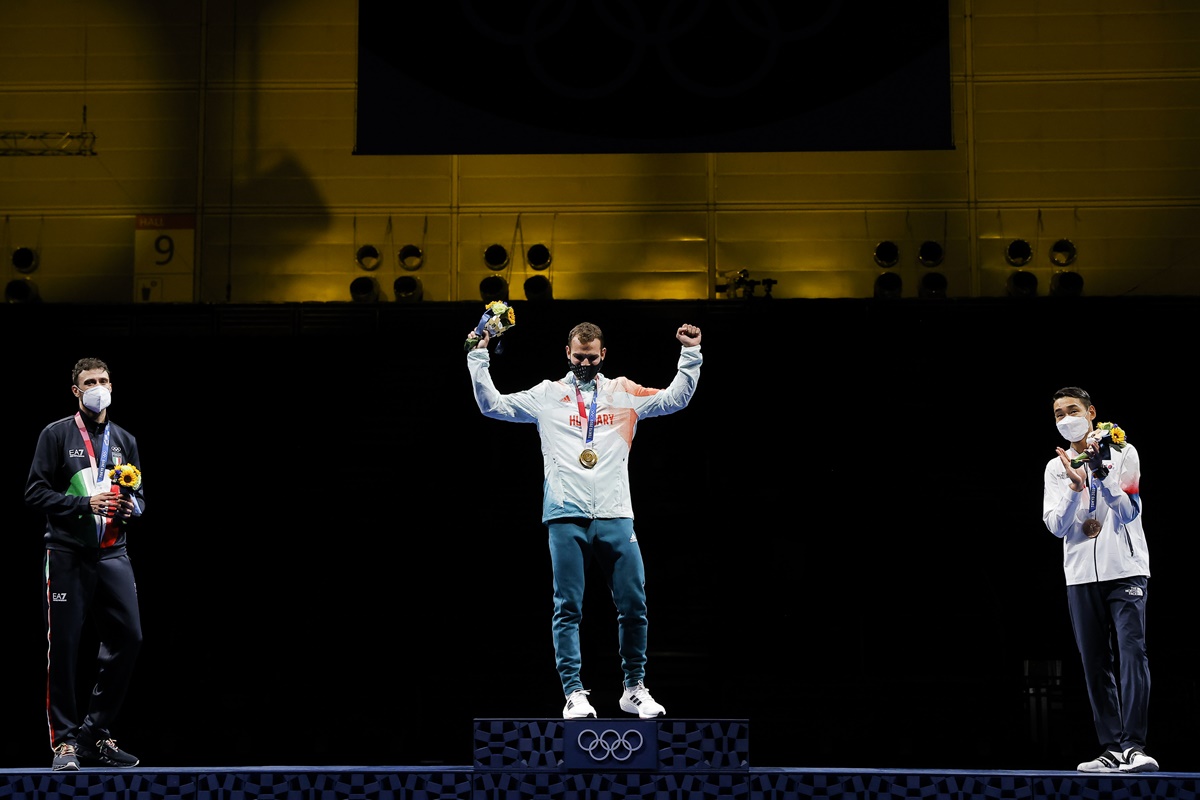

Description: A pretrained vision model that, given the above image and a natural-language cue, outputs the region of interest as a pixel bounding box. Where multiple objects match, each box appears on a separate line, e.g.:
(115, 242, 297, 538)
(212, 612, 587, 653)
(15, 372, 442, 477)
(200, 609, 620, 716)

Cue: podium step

(473, 718, 750, 772)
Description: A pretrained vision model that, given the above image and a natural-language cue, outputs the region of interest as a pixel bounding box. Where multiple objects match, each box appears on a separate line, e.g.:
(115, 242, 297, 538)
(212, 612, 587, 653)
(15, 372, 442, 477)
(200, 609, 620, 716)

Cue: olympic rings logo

(576, 728, 644, 762)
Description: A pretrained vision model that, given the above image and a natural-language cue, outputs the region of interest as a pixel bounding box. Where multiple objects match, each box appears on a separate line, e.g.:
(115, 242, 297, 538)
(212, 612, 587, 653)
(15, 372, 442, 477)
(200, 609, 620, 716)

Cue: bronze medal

(1083, 518, 1102, 538)
(579, 449, 598, 469)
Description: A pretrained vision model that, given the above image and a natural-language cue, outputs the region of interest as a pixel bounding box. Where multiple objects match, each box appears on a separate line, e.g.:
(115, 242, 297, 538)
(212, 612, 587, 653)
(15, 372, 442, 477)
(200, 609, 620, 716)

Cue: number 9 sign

(134, 214, 195, 301)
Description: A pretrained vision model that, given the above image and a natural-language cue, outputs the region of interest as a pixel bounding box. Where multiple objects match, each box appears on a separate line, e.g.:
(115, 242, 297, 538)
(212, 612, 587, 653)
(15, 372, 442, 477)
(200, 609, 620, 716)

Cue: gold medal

(1083, 519, 1102, 538)
(579, 449, 598, 469)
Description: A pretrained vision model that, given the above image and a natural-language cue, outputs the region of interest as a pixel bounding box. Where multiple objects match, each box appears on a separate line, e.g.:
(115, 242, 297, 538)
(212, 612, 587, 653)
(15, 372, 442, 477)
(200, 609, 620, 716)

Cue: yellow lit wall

(1, 0, 1198, 303)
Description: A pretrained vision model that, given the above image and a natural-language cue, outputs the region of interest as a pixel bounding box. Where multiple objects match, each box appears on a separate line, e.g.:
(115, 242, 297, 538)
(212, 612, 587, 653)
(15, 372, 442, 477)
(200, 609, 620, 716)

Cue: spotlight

(1005, 239, 1033, 267)
(1050, 239, 1077, 267)
(480, 275, 509, 303)
(1007, 270, 1038, 298)
(527, 243, 552, 270)
(873, 241, 899, 268)
(398, 244, 423, 270)
(873, 271, 902, 299)
(1050, 270, 1084, 298)
(12, 246, 37, 273)
(913, 240, 947, 299)
(393, 275, 423, 303)
(524, 275, 553, 301)
(483, 244, 509, 271)
(918, 271, 947, 299)
(5, 278, 40, 303)
(349, 276, 380, 302)
(355, 244, 381, 271)
(917, 241, 944, 268)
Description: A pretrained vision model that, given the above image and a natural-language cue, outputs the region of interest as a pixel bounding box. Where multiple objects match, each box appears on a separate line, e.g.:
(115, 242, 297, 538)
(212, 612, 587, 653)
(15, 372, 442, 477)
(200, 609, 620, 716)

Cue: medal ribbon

(74, 411, 113, 543)
(574, 382, 598, 450)
(73, 411, 111, 484)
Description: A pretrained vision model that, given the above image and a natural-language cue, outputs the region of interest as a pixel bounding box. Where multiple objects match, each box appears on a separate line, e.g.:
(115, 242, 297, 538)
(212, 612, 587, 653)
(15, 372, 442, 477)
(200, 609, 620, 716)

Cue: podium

(474, 718, 749, 797)
(5, 718, 1194, 800)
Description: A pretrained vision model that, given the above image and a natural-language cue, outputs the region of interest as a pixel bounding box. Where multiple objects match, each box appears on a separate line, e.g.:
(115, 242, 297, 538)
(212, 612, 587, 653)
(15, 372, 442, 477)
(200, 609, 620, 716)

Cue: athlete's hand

(90, 490, 133, 519)
(1056, 447, 1087, 492)
(114, 493, 135, 519)
(676, 324, 701, 346)
(465, 329, 490, 352)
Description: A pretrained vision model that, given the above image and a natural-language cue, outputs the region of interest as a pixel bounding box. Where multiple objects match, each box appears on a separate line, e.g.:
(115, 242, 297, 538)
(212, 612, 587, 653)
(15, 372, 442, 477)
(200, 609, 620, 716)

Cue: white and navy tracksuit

(1043, 440, 1150, 754)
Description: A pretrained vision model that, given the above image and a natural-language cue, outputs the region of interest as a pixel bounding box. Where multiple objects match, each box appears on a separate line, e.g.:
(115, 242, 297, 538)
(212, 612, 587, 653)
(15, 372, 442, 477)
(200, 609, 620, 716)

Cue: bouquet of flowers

(1070, 422, 1126, 468)
(464, 300, 516, 351)
(108, 463, 142, 491)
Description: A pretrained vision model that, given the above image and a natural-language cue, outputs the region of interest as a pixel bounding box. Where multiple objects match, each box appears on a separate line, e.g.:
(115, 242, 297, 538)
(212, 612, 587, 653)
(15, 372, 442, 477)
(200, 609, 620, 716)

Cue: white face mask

(81, 385, 111, 413)
(1056, 414, 1089, 443)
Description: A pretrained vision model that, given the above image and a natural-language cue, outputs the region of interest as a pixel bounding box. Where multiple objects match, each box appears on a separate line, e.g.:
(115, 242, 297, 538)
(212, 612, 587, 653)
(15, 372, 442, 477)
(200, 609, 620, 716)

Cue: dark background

(354, 1, 953, 155)
(1, 296, 1193, 770)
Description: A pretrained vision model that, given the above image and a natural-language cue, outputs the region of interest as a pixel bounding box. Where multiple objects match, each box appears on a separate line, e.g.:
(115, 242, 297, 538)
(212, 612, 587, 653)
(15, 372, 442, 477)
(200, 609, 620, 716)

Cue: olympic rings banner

(563, 720, 658, 770)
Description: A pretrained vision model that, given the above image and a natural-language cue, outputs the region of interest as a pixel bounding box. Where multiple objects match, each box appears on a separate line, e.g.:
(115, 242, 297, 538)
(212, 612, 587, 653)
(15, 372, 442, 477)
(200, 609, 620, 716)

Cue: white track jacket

(1042, 441, 1149, 586)
(469, 345, 702, 523)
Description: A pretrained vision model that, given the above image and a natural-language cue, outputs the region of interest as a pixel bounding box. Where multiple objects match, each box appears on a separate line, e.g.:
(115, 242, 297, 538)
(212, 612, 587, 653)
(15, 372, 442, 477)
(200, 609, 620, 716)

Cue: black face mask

(570, 361, 602, 384)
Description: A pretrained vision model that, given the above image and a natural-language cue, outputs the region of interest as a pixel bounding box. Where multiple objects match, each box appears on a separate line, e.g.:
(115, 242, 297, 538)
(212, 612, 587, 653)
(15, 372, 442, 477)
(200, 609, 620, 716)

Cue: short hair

(1052, 386, 1092, 408)
(72, 358, 110, 387)
(567, 322, 604, 349)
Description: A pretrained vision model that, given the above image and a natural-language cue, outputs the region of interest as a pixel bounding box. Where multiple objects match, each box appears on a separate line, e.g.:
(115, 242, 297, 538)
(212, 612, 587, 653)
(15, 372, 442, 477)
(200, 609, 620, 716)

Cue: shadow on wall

(205, 0, 333, 301)
(205, 165, 333, 304)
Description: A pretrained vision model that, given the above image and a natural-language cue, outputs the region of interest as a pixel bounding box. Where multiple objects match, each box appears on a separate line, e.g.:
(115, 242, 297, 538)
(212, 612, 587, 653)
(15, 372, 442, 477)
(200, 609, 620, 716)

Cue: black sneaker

(76, 737, 139, 767)
(52, 742, 79, 771)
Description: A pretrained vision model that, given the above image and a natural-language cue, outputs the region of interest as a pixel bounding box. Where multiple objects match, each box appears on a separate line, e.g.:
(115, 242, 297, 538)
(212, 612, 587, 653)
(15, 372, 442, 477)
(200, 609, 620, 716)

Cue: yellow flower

(1095, 421, 1127, 449)
(108, 464, 142, 490)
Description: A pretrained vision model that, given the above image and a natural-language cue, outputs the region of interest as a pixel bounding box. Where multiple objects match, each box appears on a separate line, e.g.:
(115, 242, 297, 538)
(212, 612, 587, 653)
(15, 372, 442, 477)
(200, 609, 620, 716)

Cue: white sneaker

(563, 689, 597, 719)
(1121, 747, 1159, 773)
(619, 680, 665, 719)
(1077, 750, 1124, 772)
